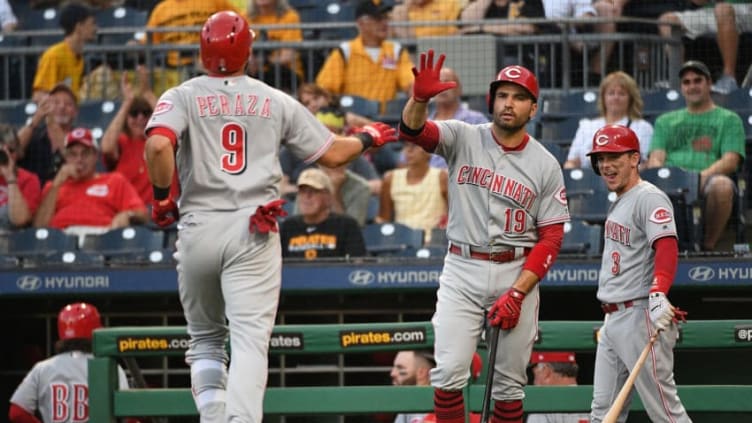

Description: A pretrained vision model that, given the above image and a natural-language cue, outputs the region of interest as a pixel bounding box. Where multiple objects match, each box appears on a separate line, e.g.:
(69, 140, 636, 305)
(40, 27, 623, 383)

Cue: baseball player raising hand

(144, 11, 397, 422)
(399, 49, 569, 423)
(587, 125, 690, 423)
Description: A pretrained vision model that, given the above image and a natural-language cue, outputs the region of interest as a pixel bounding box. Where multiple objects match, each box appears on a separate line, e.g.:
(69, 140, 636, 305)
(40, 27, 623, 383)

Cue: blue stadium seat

(642, 89, 684, 120)
(20, 8, 63, 46)
(538, 116, 581, 147)
(396, 245, 447, 259)
(339, 95, 380, 119)
(362, 222, 424, 256)
(712, 87, 752, 114)
(24, 250, 105, 268)
(81, 226, 165, 258)
(0, 101, 35, 127)
(366, 195, 379, 224)
(8, 227, 78, 258)
(561, 219, 602, 257)
(298, 2, 357, 40)
(0, 254, 19, 269)
(96, 7, 148, 44)
(107, 248, 176, 266)
(381, 97, 408, 124)
(541, 142, 567, 165)
(76, 100, 120, 137)
(539, 90, 599, 119)
(425, 227, 448, 248)
(563, 168, 614, 224)
(641, 166, 703, 252)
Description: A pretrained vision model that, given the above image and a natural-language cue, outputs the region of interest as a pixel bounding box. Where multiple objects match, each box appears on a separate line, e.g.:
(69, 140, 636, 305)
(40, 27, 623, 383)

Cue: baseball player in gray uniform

(586, 124, 690, 423)
(9, 303, 130, 423)
(399, 49, 570, 423)
(144, 11, 396, 423)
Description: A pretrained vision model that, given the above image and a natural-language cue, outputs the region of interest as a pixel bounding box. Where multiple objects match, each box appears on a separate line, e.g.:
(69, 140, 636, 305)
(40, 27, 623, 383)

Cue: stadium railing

(89, 320, 752, 421)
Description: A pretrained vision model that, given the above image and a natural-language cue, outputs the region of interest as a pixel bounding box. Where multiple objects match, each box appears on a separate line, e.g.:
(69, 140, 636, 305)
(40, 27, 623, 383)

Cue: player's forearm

(510, 269, 541, 294)
(401, 97, 429, 130)
(316, 137, 363, 168)
(145, 136, 176, 188)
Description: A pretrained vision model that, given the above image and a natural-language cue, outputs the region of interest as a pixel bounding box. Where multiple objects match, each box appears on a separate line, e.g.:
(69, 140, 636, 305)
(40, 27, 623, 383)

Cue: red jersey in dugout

(41, 172, 145, 229)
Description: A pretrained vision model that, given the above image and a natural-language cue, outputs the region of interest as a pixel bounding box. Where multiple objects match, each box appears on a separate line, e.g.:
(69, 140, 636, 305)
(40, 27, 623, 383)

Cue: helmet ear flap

(590, 155, 601, 175)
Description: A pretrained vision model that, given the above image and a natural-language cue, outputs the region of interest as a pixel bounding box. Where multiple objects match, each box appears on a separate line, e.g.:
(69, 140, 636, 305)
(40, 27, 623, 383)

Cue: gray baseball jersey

(527, 412, 589, 423)
(10, 351, 128, 422)
(434, 121, 570, 247)
(147, 74, 337, 422)
(146, 74, 333, 214)
(428, 120, 569, 402)
(596, 181, 677, 303)
(591, 180, 690, 423)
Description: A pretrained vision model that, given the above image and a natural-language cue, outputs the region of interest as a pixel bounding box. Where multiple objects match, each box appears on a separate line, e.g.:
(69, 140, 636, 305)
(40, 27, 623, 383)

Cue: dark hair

(59, 2, 94, 36)
(548, 362, 579, 378)
(123, 96, 153, 137)
(55, 338, 92, 354)
(413, 349, 436, 367)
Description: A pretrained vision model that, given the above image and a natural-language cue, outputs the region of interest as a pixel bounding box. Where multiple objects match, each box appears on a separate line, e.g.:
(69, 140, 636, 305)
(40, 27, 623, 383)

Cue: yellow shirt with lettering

(33, 41, 83, 94)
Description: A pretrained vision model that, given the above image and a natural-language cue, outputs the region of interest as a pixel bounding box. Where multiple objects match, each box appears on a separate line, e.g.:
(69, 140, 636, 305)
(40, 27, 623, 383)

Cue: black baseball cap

(355, 0, 393, 19)
(679, 60, 712, 80)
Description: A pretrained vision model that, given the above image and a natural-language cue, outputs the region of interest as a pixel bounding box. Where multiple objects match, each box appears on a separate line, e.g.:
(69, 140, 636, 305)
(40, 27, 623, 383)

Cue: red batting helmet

(586, 124, 640, 175)
(58, 302, 102, 341)
(200, 11, 254, 76)
(488, 65, 539, 113)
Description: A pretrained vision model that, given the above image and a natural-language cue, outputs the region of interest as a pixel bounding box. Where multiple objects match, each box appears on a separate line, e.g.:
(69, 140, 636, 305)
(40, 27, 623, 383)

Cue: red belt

(448, 244, 530, 263)
(601, 300, 634, 314)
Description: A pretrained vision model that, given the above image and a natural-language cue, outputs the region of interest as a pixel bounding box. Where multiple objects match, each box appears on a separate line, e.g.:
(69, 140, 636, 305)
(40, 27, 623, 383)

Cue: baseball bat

(481, 325, 500, 423)
(602, 331, 661, 423)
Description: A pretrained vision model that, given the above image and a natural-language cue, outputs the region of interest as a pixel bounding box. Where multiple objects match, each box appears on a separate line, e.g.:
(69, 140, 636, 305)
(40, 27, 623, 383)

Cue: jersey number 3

(220, 123, 247, 174)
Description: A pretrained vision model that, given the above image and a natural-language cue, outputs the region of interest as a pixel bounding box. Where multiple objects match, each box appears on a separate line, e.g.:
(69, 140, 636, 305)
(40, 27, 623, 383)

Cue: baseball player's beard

(495, 119, 527, 134)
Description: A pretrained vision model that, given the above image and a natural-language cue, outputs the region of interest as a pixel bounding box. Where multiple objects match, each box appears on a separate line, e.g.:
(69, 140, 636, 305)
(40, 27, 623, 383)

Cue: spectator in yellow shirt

(245, 0, 304, 92)
(32, 3, 98, 103)
(390, 0, 461, 39)
(316, 0, 414, 111)
(145, 0, 242, 68)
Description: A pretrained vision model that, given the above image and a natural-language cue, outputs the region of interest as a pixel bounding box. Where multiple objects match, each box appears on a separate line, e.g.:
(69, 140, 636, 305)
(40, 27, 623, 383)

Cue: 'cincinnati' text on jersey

(456, 165, 537, 211)
(195, 94, 272, 118)
(604, 219, 631, 246)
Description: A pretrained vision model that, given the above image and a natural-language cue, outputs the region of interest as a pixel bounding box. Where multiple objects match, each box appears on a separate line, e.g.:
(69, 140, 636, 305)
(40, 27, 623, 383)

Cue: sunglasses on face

(129, 109, 152, 118)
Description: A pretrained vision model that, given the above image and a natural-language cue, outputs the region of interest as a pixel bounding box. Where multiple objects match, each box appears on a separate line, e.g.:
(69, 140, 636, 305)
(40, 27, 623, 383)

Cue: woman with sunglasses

(101, 66, 179, 205)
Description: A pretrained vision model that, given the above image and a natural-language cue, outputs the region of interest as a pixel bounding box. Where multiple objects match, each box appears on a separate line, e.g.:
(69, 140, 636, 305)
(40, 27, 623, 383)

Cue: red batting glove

(488, 288, 526, 329)
(354, 122, 398, 148)
(411, 49, 457, 102)
(151, 199, 179, 227)
(673, 307, 688, 324)
(249, 199, 288, 234)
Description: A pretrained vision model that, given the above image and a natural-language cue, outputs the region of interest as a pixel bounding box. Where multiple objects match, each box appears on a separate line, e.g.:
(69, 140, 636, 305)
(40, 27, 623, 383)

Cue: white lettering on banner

(376, 271, 441, 284)
(717, 267, 752, 280)
(546, 268, 599, 282)
(44, 276, 110, 289)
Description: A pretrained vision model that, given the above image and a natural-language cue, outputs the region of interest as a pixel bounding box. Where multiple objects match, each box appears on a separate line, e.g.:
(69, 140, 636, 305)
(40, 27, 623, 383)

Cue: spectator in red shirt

(33, 127, 147, 243)
(0, 124, 41, 232)
(101, 67, 178, 205)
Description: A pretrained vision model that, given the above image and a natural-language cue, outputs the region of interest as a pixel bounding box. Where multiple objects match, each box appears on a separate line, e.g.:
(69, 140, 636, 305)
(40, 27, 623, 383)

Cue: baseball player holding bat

(399, 49, 569, 423)
(145, 11, 397, 422)
(586, 125, 690, 423)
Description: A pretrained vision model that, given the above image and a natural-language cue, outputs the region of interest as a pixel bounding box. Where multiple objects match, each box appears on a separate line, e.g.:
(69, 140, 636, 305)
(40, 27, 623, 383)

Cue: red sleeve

(650, 236, 678, 293)
(112, 173, 147, 213)
(18, 170, 41, 214)
(398, 120, 440, 152)
(522, 223, 564, 280)
(9, 403, 41, 423)
(146, 126, 178, 149)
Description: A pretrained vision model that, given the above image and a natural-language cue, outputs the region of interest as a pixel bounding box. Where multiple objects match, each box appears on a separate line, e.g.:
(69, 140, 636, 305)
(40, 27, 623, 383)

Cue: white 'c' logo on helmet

(595, 134, 610, 146)
(502, 67, 522, 79)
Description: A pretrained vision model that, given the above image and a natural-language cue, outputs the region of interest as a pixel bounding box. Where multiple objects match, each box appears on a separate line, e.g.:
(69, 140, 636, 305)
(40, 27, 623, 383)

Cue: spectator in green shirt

(647, 60, 745, 251)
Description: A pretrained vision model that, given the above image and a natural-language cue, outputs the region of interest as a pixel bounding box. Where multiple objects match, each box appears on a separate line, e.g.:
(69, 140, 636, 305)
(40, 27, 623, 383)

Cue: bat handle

(481, 325, 501, 423)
